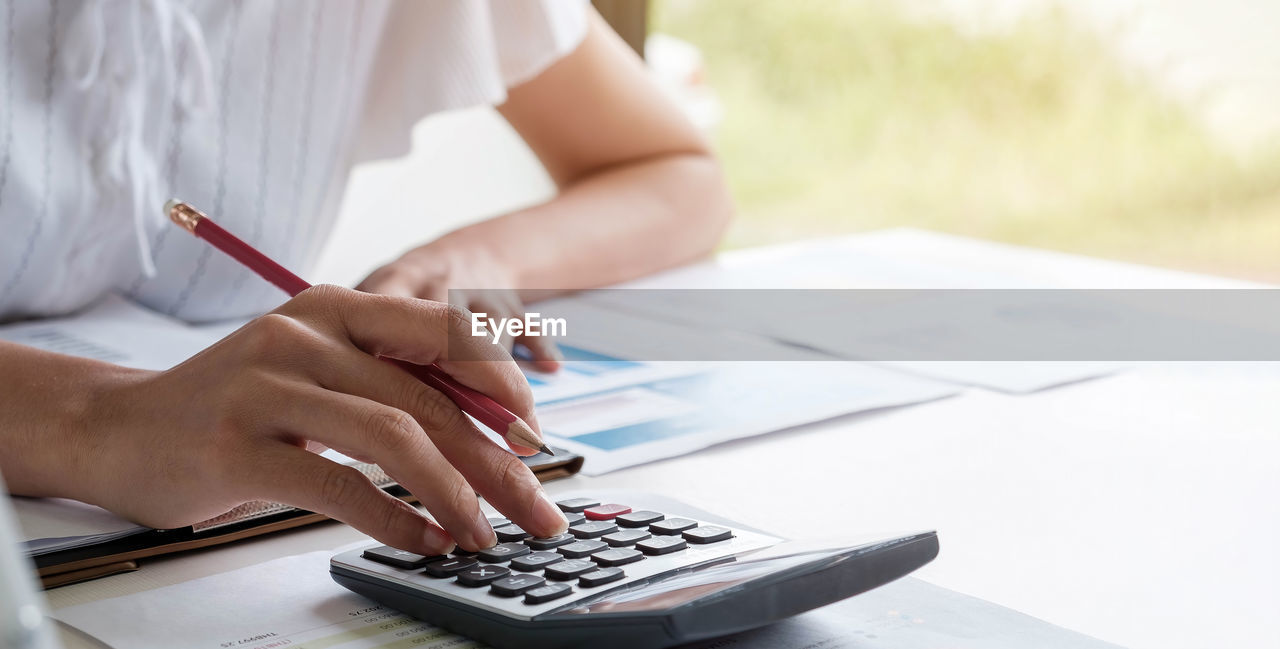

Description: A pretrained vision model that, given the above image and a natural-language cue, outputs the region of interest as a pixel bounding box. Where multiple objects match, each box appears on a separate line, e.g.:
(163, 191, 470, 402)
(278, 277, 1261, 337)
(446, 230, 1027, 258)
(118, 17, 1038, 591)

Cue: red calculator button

(584, 504, 632, 521)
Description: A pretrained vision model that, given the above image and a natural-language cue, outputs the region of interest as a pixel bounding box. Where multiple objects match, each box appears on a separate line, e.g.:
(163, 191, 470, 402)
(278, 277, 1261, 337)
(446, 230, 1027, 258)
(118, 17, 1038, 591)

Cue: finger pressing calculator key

(331, 494, 940, 649)
(494, 524, 530, 542)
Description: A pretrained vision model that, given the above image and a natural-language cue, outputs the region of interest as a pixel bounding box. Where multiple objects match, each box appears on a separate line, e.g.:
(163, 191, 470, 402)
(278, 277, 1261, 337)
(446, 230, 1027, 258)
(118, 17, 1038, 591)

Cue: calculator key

(478, 542, 531, 563)
(488, 517, 510, 528)
(451, 548, 478, 557)
(545, 559, 597, 581)
(569, 521, 618, 539)
(650, 518, 697, 535)
(456, 564, 510, 587)
(584, 504, 632, 520)
(579, 567, 625, 587)
(636, 536, 687, 556)
(424, 557, 477, 577)
(557, 540, 608, 558)
(494, 524, 531, 542)
(524, 583, 573, 604)
(490, 573, 546, 597)
(590, 548, 643, 567)
(361, 546, 440, 569)
(525, 533, 576, 551)
(510, 552, 564, 572)
(683, 526, 733, 544)
(603, 529, 651, 547)
(616, 510, 664, 528)
(564, 512, 586, 526)
(556, 498, 600, 513)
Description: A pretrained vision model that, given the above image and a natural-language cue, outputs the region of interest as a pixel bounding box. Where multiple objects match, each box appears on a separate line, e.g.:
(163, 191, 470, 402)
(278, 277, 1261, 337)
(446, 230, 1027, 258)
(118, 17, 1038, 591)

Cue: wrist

(45, 363, 153, 503)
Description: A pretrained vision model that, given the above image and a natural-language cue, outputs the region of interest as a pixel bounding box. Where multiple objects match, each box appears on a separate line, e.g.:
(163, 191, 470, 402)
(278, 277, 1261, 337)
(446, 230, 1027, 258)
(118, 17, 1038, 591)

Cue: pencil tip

(538, 444, 555, 456)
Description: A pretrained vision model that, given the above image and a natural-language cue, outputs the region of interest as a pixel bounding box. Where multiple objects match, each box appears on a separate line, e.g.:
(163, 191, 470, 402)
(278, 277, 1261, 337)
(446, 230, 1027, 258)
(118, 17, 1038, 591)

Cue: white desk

(43, 230, 1280, 649)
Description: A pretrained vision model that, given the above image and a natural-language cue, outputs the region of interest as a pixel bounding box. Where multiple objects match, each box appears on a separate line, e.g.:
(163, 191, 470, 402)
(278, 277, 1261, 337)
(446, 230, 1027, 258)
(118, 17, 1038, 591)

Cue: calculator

(330, 492, 938, 649)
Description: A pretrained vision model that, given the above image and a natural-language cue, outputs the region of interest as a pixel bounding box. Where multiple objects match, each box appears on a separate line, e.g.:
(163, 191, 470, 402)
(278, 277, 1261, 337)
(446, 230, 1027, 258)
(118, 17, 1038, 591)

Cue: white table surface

(44, 230, 1280, 649)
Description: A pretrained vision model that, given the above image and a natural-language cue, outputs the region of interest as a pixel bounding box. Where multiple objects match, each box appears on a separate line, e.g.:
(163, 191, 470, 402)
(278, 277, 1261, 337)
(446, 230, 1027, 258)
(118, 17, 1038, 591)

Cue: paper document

(539, 361, 954, 475)
(0, 294, 239, 371)
(54, 548, 1122, 649)
(11, 498, 146, 555)
(520, 300, 956, 474)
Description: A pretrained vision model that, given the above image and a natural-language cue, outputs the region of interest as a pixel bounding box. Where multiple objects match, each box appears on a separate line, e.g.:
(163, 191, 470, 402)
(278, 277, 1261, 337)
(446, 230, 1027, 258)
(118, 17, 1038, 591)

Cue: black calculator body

(330, 492, 938, 649)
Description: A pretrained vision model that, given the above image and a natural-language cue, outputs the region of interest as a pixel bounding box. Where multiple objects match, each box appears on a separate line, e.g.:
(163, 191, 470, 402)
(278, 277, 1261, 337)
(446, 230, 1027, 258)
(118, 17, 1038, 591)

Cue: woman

(0, 1, 731, 555)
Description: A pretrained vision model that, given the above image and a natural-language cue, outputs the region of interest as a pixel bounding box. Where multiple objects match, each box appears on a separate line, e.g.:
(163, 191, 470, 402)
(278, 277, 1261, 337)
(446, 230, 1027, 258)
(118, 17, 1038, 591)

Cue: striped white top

(0, 0, 587, 323)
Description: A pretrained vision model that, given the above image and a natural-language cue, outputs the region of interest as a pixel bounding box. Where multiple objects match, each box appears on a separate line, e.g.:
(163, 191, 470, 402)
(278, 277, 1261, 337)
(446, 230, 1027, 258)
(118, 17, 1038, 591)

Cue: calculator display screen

(558, 545, 850, 614)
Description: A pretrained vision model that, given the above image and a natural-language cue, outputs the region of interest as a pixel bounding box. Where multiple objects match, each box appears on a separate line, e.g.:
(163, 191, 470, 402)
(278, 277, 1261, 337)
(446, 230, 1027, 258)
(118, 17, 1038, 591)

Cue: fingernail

(425, 526, 456, 556)
(532, 490, 569, 536)
(472, 508, 497, 550)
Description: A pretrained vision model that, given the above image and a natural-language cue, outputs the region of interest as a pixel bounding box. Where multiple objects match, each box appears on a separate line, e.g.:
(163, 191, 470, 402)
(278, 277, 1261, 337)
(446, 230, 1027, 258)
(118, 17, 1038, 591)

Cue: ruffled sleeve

(353, 0, 589, 163)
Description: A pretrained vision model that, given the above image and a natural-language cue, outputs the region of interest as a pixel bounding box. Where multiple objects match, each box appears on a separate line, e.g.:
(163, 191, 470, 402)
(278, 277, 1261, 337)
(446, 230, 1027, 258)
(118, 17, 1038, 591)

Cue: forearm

(431, 152, 733, 293)
(0, 341, 146, 499)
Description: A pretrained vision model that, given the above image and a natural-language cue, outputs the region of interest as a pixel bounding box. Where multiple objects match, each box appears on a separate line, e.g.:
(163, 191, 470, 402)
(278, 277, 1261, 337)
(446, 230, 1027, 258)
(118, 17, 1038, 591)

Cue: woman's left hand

(357, 241, 562, 373)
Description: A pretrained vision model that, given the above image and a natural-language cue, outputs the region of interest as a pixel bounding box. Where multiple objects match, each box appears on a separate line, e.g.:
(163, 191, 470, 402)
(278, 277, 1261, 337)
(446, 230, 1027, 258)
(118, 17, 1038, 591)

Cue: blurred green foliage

(654, 0, 1280, 280)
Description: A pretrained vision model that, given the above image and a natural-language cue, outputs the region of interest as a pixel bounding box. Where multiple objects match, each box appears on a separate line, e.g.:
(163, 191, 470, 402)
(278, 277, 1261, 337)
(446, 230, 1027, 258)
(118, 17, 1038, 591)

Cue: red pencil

(166, 199, 552, 456)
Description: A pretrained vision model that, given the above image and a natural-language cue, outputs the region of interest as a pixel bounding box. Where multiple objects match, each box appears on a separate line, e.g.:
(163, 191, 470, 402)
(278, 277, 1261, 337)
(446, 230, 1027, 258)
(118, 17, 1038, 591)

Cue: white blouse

(0, 0, 587, 323)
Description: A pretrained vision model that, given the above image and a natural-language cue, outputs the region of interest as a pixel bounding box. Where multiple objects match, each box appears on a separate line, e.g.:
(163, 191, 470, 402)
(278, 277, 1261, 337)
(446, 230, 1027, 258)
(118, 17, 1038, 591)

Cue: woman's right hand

(65, 285, 568, 555)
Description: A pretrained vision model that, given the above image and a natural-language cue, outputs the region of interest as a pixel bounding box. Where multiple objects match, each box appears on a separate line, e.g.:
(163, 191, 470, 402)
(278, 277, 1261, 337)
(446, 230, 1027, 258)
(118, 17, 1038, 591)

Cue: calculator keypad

(523, 582, 573, 604)
(490, 573, 545, 597)
(568, 521, 618, 539)
(650, 518, 698, 535)
(478, 543, 530, 563)
(525, 533, 576, 551)
(616, 510, 664, 528)
(590, 548, 643, 567)
(603, 529, 651, 547)
(339, 499, 769, 622)
(362, 546, 440, 569)
(579, 567, 625, 587)
(636, 536, 687, 556)
(555, 498, 599, 513)
(494, 524, 531, 542)
(510, 551, 564, 572)
(544, 559, 596, 581)
(557, 540, 608, 558)
(456, 564, 510, 587)
(424, 557, 477, 577)
(583, 504, 631, 520)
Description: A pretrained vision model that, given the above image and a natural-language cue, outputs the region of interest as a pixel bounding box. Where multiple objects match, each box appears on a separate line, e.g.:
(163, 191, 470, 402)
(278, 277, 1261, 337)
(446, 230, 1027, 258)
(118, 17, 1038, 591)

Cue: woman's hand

(358, 240, 562, 372)
(67, 285, 567, 555)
